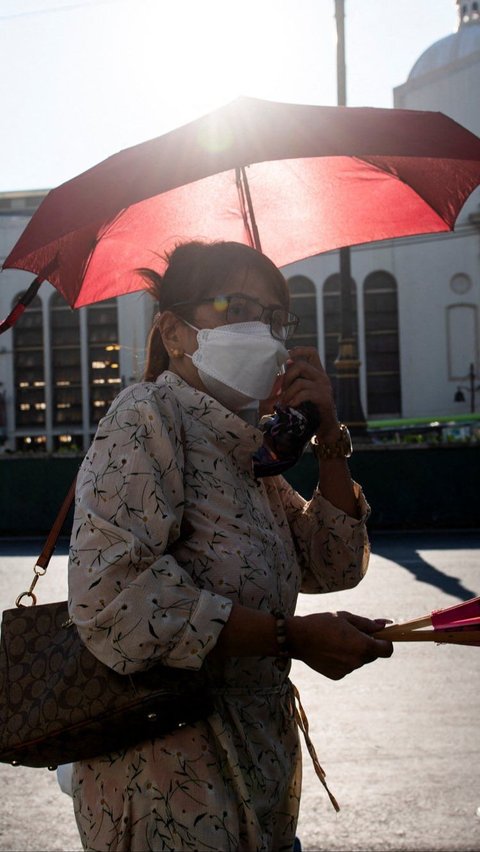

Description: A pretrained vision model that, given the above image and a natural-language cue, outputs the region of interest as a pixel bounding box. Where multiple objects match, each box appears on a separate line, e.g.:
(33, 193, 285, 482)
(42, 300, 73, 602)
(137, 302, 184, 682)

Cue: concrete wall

(0, 455, 79, 537)
(286, 445, 480, 530)
(0, 446, 478, 538)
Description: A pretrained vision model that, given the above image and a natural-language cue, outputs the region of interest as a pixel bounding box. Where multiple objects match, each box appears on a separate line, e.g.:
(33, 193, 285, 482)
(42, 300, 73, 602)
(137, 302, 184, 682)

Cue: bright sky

(0, 0, 458, 192)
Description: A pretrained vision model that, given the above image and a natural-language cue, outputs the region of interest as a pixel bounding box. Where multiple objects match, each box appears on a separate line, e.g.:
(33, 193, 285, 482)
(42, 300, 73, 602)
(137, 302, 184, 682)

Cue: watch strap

(312, 424, 353, 460)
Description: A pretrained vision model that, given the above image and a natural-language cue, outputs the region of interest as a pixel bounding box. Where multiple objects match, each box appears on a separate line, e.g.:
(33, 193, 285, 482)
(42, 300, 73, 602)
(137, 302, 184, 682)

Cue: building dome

(408, 11, 480, 80)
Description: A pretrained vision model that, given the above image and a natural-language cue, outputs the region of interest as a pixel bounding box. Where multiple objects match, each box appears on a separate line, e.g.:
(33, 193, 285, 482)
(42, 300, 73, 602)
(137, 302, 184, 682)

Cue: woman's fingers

(283, 353, 323, 386)
(280, 359, 337, 427)
(342, 611, 388, 634)
(342, 612, 395, 660)
(287, 346, 323, 367)
(281, 348, 333, 400)
(358, 634, 394, 662)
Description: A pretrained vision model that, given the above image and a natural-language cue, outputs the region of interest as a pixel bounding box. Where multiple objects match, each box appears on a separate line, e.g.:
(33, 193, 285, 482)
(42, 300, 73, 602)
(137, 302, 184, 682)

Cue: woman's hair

(139, 240, 289, 382)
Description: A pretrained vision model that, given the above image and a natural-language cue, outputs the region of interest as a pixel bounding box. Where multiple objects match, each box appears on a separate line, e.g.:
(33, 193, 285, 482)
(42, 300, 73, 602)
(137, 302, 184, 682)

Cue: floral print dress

(68, 371, 370, 852)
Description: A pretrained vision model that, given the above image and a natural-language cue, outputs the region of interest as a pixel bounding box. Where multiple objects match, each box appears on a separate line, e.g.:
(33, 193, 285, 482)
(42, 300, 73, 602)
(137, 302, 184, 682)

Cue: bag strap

(18, 382, 186, 605)
(36, 476, 77, 570)
(40, 406, 183, 571)
(15, 476, 77, 606)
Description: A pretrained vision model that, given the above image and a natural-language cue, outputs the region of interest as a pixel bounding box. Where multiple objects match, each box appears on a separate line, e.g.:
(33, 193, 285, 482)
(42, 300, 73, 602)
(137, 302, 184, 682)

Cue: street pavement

(0, 531, 479, 852)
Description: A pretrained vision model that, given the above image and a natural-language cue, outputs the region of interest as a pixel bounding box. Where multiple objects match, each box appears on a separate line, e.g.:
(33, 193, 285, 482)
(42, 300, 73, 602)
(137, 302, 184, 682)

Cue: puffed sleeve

(273, 476, 370, 593)
(68, 382, 233, 673)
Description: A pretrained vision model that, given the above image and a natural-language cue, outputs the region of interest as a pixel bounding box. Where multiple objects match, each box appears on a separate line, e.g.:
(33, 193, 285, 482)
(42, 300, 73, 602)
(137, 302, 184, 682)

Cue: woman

(68, 240, 393, 852)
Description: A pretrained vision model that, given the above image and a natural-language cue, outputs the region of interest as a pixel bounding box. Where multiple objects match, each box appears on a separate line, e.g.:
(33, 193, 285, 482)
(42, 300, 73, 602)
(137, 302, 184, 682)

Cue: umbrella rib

(72, 208, 129, 308)
(236, 167, 262, 252)
(358, 155, 455, 227)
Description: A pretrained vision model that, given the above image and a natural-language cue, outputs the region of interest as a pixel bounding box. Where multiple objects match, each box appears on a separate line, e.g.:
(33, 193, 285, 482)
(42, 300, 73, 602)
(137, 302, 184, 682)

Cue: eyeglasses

(170, 293, 299, 341)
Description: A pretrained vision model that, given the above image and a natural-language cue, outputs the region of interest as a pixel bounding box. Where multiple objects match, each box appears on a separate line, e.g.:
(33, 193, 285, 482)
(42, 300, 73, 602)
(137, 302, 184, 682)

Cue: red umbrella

(2, 96, 480, 317)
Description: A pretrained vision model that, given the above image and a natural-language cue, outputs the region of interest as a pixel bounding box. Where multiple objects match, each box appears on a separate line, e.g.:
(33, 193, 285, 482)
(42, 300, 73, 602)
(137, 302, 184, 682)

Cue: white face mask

(185, 321, 289, 411)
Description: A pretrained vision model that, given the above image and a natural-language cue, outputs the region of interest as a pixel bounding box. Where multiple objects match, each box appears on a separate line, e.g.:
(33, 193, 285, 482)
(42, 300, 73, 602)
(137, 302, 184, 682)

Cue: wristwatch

(311, 423, 353, 460)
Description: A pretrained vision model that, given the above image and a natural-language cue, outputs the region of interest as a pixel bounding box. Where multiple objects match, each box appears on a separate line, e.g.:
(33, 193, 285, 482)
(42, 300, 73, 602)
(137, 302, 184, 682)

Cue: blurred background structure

(284, 0, 480, 429)
(0, 0, 478, 454)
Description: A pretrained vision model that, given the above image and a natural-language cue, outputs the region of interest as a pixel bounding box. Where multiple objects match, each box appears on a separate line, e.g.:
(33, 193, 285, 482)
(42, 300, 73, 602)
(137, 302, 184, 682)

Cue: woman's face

(165, 268, 288, 394)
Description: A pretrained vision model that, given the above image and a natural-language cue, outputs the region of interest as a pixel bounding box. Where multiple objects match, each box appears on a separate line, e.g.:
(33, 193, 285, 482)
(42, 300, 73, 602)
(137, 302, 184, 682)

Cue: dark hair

(138, 240, 289, 381)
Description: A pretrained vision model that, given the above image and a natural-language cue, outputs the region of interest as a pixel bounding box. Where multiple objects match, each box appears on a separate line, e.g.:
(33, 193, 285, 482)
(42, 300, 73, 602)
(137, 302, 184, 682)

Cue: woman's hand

(260, 347, 340, 442)
(211, 605, 393, 678)
(258, 345, 360, 518)
(281, 347, 340, 441)
(288, 611, 394, 680)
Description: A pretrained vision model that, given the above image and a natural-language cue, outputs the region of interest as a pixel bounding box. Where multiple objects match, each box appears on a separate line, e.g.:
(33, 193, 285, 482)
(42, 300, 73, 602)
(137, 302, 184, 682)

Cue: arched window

(13, 293, 46, 449)
(286, 275, 318, 349)
(87, 299, 121, 427)
(51, 292, 82, 429)
(322, 274, 358, 393)
(364, 271, 401, 417)
(446, 304, 478, 379)
(460, 2, 479, 20)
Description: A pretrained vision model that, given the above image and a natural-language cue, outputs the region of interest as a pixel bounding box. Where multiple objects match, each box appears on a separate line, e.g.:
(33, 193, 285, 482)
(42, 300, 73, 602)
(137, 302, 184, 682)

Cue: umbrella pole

(374, 627, 480, 645)
(334, 249, 368, 436)
(333, 0, 369, 439)
(236, 167, 262, 253)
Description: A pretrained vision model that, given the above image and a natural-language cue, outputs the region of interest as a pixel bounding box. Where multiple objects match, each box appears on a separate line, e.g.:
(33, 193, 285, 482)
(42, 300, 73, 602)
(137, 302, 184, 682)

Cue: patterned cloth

(68, 372, 370, 852)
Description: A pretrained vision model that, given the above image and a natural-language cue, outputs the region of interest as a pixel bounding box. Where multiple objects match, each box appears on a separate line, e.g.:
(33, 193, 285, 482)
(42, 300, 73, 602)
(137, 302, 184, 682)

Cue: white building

(0, 193, 154, 452)
(284, 0, 480, 421)
(0, 0, 479, 451)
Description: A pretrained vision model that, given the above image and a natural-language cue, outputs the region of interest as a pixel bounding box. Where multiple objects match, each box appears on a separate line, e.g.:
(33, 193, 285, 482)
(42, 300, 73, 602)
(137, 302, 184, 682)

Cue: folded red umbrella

(375, 596, 480, 645)
(431, 595, 480, 629)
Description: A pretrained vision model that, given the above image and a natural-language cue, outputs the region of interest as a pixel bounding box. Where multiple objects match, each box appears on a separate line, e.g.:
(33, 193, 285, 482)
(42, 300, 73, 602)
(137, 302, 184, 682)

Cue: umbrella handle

(377, 614, 432, 635)
(375, 626, 480, 644)
(0, 276, 43, 335)
(235, 166, 262, 253)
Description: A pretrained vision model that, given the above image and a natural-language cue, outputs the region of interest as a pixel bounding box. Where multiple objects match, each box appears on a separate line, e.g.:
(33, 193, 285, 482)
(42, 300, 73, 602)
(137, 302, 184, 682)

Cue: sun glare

(139, 0, 335, 128)
(0, 0, 336, 188)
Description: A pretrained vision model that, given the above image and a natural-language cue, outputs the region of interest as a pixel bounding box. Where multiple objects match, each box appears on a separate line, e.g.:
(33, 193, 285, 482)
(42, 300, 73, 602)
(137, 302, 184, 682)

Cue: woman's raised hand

(279, 347, 339, 440)
(259, 347, 340, 441)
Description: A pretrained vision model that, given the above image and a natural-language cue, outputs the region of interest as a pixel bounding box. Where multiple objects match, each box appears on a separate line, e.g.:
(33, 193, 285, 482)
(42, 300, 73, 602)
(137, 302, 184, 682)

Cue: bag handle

(15, 476, 77, 607)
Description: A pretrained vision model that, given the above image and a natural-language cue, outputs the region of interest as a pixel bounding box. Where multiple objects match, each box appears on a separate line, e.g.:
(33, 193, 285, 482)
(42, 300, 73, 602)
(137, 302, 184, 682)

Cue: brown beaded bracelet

(273, 610, 290, 670)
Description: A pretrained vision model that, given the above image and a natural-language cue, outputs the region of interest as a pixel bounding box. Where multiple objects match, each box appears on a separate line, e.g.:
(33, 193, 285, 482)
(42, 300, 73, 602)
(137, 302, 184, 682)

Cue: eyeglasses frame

(168, 293, 299, 341)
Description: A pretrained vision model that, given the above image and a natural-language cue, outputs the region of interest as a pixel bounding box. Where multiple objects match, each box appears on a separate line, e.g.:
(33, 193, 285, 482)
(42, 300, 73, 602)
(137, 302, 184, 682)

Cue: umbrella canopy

(3, 96, 480, 309)
(431, 595, 480, 629)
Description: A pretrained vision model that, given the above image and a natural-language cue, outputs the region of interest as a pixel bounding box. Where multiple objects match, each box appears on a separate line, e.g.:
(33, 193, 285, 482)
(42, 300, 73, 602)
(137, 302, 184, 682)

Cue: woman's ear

(156, 311, 185, 356)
